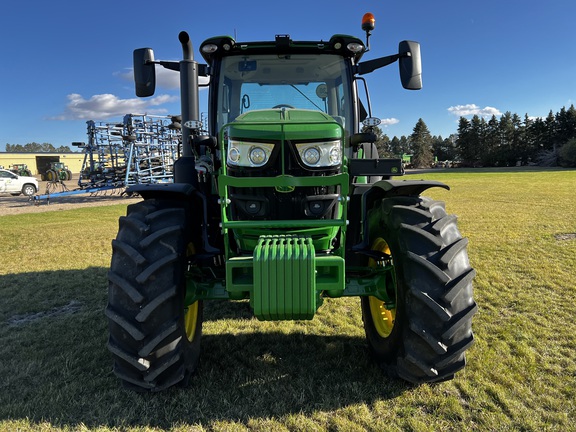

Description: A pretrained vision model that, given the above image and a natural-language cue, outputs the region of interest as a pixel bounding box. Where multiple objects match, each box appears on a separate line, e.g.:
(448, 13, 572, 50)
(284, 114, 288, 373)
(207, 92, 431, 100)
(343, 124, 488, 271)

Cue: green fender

(351, 179, 450, 254)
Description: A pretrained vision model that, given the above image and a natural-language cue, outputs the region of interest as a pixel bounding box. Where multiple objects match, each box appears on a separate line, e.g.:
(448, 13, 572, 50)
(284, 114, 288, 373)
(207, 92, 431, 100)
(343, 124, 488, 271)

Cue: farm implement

(33, 114, 182, 202)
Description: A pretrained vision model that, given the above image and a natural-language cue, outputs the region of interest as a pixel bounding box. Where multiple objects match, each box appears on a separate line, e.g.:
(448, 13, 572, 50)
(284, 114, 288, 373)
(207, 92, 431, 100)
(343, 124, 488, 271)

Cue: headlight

(303, 147, 321, 165)
(249, 147, 267, 165)
(295, 140, 342, 168)
(227, 140, 275, 167)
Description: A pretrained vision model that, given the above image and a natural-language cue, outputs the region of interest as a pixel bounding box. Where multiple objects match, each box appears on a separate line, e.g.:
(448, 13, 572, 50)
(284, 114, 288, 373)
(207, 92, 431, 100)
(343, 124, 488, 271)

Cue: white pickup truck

(0, 168, 38, 196)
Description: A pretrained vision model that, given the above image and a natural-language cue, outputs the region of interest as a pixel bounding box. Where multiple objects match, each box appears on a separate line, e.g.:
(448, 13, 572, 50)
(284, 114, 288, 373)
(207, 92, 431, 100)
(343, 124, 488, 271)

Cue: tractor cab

(200, 34, 364, 149)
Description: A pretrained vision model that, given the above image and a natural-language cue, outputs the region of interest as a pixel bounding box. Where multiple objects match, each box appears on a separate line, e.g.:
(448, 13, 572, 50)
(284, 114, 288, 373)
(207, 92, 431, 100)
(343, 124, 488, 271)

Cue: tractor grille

(227, 140, 340, 220)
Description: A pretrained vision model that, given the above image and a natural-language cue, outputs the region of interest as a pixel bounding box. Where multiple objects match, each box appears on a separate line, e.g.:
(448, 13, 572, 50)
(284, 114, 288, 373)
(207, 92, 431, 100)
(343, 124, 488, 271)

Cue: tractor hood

(226, 109, 343, 142)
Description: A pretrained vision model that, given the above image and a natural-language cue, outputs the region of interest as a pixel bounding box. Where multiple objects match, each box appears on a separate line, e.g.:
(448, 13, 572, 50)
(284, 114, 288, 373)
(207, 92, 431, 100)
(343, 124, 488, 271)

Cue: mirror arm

(356, 53, 400, 75)
(149, 61, 208, 76)
(155, 60, 180, 72)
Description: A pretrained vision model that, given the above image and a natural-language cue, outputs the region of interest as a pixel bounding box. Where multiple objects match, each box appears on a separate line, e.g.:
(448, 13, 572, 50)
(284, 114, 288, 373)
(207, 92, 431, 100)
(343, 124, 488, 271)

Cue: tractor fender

(351, 179, 450, 253)
(127, 182, 219, 255)
(127, 182, 196, 201)
(368, 178, 449, 199)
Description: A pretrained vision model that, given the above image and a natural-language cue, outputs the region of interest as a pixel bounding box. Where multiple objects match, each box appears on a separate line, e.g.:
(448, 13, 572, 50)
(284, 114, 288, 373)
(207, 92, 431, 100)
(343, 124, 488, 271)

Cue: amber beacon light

(362, 13, 376, 32)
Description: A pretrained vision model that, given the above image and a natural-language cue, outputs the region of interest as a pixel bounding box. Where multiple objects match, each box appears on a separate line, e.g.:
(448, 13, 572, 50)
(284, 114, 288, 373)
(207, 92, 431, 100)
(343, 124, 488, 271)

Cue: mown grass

(0, 168, 575, 431)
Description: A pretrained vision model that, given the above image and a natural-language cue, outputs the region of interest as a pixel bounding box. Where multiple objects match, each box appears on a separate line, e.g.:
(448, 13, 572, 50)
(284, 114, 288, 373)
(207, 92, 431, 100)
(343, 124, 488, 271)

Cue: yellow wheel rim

(183, 240, 199, 342)
(368, 238, 396, 338)
(184, 301, 199, 342)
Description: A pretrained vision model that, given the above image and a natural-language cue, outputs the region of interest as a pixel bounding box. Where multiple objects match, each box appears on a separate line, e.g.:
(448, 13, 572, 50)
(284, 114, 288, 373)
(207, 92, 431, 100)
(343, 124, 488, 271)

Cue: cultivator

(123, 114, 182, 186)
(34, 114, 182, 202)
(74, 114, 182, 189)
(74, 120, 128, 189)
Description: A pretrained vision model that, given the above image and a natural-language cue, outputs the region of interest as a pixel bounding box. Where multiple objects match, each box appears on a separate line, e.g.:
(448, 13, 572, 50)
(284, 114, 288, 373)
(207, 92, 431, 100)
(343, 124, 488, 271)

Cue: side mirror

(133, 48, 156, 97)
(398, 41, 422, 90)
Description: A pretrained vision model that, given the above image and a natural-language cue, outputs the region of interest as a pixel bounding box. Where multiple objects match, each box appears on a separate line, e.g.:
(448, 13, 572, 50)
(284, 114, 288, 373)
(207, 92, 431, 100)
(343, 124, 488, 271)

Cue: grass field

(1, 168, 575, 431)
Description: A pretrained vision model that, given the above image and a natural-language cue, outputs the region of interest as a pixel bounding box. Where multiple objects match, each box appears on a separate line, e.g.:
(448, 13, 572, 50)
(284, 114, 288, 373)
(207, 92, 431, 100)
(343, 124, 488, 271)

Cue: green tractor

(10, 164, 32, 176)
(44, 162, 72, 182)
(107, 13, 477, 392)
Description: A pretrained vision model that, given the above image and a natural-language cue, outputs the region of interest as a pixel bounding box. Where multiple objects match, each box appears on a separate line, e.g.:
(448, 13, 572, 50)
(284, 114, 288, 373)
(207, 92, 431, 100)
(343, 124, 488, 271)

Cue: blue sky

(1, 0, 575, 151)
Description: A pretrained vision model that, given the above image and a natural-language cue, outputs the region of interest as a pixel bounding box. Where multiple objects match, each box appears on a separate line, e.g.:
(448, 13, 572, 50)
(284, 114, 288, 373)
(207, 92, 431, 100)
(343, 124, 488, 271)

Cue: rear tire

(361, 196, 477, 383)
(106, 199, 202, 392)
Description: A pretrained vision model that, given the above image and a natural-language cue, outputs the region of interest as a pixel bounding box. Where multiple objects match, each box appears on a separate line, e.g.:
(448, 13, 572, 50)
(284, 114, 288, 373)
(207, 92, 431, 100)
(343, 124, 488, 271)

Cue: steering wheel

(272, 104, 295, 109)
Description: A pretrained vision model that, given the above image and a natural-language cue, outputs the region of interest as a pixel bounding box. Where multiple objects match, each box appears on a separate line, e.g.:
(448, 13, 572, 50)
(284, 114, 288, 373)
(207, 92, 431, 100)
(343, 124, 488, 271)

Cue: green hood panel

(227, 109, 343, 141)
(235, 108, 336, 123)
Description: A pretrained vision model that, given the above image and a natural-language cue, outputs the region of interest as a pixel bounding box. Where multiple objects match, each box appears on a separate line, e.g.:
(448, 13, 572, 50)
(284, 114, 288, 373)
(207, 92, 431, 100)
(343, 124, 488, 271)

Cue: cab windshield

(215, 54, 353, 134)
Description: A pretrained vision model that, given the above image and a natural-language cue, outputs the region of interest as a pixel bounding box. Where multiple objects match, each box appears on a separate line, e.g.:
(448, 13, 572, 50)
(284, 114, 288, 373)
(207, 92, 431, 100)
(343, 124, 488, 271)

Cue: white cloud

(380, 118, 400, 127)
(51, 93, 178, 120)
(447, 104, 502, 118)
(156, 67, 183, 89)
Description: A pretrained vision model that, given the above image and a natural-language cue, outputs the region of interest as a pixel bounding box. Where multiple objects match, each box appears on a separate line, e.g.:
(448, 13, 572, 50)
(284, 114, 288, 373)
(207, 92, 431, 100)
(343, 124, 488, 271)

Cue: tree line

(5, 142, 73, 153)
(371, 105, 576, 168)
(7, 105, 576, 167)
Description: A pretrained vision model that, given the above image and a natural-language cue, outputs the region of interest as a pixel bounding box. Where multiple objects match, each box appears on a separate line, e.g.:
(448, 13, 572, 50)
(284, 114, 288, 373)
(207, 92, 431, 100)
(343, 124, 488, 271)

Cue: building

(0, 153, 84, 175)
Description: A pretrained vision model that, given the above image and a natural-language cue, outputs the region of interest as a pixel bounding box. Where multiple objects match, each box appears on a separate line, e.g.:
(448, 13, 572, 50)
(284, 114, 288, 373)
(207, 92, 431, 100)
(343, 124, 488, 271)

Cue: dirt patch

(554, 233, 576, 241)
(0, 193, 141, 216)
(0, 176, 141, 216)
(6, 300, 83, 327)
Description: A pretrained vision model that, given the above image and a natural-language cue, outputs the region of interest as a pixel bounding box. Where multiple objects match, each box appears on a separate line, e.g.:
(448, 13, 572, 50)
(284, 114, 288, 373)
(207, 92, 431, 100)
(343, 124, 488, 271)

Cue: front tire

(22, 184, 36, 197)
(106, 199, 202, 392)
(361, 196, 477, 383)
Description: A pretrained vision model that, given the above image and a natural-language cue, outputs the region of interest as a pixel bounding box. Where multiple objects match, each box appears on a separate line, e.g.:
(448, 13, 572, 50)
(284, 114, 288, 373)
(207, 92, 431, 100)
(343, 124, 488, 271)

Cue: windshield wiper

(290, 85, 325, 112)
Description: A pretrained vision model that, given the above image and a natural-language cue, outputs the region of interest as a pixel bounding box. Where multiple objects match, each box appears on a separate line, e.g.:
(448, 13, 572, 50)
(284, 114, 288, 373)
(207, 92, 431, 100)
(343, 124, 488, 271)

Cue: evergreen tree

(360, 103, 576, 168)
(399, 136, 411, 155)
(499, 112, 517, 165)
(5, 142, 74, 153)
(373, 127, 391, 157)
(431, 135, 456, 162)
(544, 110, 557, 152)
(410, 118, 433, 168)
(520, 114, 537, 164)
(41, 143, 57, 152)
(360, 124, 390, 157)
(470, 115, 485, 165)
(510, 113, 525, 164)
(556, 105, 576, 145)
(456, 117, 472, 163)
(389, 136, 403, 156)
(559, 137, 576, 167)
(481, 115, 500, 166)
(23, 142, 44, 152)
